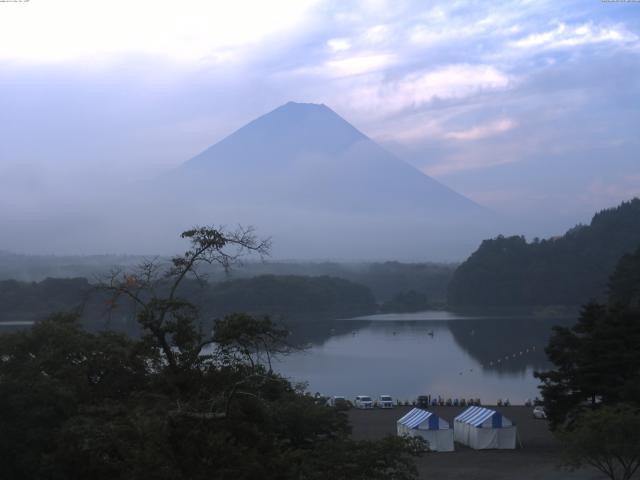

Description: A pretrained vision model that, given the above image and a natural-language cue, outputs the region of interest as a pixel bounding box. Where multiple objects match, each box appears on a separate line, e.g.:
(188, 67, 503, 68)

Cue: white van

(354, 395, 374, 409)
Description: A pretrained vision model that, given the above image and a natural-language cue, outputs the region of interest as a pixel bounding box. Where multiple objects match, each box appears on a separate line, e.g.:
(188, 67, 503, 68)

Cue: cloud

(371, 107, 515, 145)
(343, 64, 513, 116)
(327, 38, 352, 52)
(0, 0, 319, 64)
(510, 22, 638, 50)
(363, 24, 392, 44)
(422, 153, 517, 177)
(290, 52, 397, 78)
(1, 0, 639, 242)
(584, 176, 640, 208)
(325, 53, 397, 77)
(409, 17, 498, 46)
(625, 174, 640, 183)
(393, 64, 512, 103)
(446, 118, 517, 141)
(459, 188, 524, 211)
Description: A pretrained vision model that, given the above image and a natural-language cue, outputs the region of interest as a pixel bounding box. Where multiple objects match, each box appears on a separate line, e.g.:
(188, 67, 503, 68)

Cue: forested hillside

(0, 274, 376, 329)
(448, 198, 640, 307)
(202, 275, 376, 319)
(608, 245, 640, 311)
(0, 277, 91, 322)
(0, 254, 454, 305)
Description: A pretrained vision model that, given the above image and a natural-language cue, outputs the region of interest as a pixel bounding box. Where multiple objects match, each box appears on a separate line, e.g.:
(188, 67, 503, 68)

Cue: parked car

(326, 396, 350, 410)
(533, 406, 547, 419)
(354, 395, 374, 409)
(377, 395, 394, 408)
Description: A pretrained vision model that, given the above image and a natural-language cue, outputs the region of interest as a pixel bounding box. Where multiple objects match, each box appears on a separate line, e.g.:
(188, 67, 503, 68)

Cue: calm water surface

(275, 311, 575, 404)
(0, 312, 575, 404)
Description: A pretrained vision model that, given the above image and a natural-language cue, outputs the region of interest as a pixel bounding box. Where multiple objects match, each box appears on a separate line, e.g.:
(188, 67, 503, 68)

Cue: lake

(274, 311, 576, 404)
(0, 311, 576, 404)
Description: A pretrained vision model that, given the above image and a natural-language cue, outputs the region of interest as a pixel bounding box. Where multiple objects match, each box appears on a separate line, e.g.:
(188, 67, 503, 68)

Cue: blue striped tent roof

(454, 406, 502, 427)
(397, 408, 440, 430)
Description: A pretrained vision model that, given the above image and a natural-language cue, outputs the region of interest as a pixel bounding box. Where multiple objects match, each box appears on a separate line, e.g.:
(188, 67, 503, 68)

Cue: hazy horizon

(1, 1, 639, 260)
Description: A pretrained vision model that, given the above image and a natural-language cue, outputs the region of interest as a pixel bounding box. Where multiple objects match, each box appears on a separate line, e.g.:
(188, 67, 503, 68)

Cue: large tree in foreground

(535, 244, 640, 430)
(0, 225, 422, 480)
(535, 303, 640, 429)
(560, 405, 640, 480)
(537, 248, 640, 479)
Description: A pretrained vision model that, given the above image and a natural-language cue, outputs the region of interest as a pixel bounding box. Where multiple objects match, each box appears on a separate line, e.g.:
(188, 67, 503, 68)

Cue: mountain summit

(176, 102, 482, 217)
(185, 102, 366, 170)
(136, 102, 496, 259)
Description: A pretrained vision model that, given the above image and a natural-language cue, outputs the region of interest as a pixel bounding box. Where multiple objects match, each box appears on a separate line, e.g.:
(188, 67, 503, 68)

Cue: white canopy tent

(396, 408, 454, 452)
(454, 406, 516, 450)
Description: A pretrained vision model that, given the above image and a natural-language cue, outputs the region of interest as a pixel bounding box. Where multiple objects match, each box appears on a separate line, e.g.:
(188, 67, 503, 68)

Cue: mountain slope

(139, 101, 494, 260)
(176, 102, 482, 215)
(447, 198, 640, 307)
(59, 101, 499, 260)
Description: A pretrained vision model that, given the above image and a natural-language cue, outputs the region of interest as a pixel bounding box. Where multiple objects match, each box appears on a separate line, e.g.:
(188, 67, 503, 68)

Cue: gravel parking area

(348, 406, 605, 480)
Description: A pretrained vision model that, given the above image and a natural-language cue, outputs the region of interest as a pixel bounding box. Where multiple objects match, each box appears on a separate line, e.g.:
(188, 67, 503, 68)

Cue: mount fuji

(142, 101, 495, 260)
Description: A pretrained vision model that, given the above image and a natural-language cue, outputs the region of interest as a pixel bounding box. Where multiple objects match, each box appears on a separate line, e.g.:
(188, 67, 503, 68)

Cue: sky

(1, 0, 639, 252)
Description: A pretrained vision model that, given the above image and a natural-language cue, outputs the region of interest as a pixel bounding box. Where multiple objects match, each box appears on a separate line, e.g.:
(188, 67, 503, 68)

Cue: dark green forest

(448, 198, 640, 307)
(0, 227, 422, 480)
(536, 240, 640, 426)
(380, 290, 432, 313)
(0, 253, 455, 304)
(608, 245, 640, 310)
(203, 274, 376, 319)
(0, 277, 92, 323)
(0, 274, 377, 332)
(533, 243, 640, 479)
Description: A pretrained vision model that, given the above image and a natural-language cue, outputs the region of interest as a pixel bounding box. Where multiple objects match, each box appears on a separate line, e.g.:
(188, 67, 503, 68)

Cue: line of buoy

(485, 346, 540, 367)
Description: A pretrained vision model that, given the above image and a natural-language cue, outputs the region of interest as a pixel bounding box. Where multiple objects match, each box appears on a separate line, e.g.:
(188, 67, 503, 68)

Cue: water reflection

(275, 311, 575, 403)
(447, 317, 569, 374)
(1, 310, 576, 403)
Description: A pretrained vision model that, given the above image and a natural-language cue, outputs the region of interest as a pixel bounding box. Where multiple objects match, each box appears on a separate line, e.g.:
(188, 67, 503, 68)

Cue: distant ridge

(448, 198, 640, 306)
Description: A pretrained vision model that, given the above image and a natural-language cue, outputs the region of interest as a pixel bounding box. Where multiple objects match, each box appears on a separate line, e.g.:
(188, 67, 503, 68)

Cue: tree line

(0, 273, 377, 330)
(0, 251, 455, 306)
(448, 198, 640, 307)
